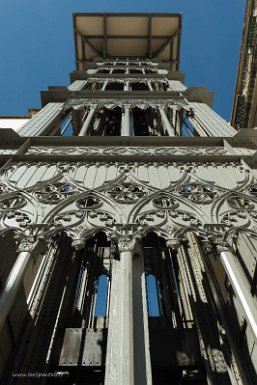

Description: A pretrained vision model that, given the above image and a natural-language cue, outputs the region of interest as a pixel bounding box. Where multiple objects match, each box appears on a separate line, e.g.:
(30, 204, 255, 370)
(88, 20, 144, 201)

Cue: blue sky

(0, 0, 245, 121)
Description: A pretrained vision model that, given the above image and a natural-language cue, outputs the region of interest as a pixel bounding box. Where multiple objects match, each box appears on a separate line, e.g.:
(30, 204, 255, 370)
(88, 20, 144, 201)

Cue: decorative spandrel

(35, 182, 76, 204)
(0, 183, 9, 195)
(0, 160, 256, 248)
(0, 194, 27, 210)
(107, 183, 148, 203)
(135, 193, 204, 241)
(62, 97, 191, 112)
(153, 195, 179, 209)
(176, 181, 218, 204)
(246, 183, 257, 197)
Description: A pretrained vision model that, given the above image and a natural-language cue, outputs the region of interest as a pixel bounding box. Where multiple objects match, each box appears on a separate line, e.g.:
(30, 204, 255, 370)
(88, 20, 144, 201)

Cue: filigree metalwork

(0, 184, 8, 195)
(4, 211, 31, 229)
(137, 210, 166, 226)
(153, 195, 179, 209)
(17, 237, 48, 256)
(177, 182, 218, 204)
(0, 159, 255, 249)
(0, 194, 27, 210)
(226, 194, 255, 210)
(71, 238, 86, 251)
(53, 211, 84, 225)
(221, 212, 247, 227)
(117, 237, 139, 252)
(87, 210, 116, 227)
(76, 196, 102, 209)
(27, 146, 228, 157)
(169, 210, 202, 228)
(63, 97, 190, 112)
(246, 183, 257, 197)
(52, 192, 116, 238)
(107, 183, 147, 203)
(35, 183, 76, 204)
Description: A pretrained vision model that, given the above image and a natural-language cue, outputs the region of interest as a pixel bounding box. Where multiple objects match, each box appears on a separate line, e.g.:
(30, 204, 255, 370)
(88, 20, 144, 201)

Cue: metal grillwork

(0, 11, 257, 385)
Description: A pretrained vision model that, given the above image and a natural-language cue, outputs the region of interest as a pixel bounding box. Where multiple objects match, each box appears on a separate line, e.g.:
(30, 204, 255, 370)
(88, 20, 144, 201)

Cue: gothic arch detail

(0, 161, 256, 249)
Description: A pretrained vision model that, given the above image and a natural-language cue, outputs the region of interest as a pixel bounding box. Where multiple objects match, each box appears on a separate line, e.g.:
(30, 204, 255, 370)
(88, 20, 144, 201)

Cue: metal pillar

(0, 251, 31, 332)
(101, 81, 109, 91)
(104, 238, 152, 385)
(159, 107, 175, 136)
(121, 107, 131, 136)
(78, 108, 96, 136)
(220, 250, 257, 339)
(147, 81, 153, 91)
(124, 81, 130, 91)
(0, 239, 47, 332)
(78, 83, 107, 136)
(124, 83, 135, 135)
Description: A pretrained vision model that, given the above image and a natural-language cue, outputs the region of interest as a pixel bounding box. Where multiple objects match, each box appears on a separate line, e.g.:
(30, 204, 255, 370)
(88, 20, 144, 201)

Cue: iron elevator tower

(1, 12, 257, 385)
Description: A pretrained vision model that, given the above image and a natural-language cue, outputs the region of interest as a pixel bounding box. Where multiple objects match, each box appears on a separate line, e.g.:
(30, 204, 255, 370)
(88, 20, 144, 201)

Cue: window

(60, 113, 74, 136)
(145, 272, 161, 316)
(95, 274, 109, 316)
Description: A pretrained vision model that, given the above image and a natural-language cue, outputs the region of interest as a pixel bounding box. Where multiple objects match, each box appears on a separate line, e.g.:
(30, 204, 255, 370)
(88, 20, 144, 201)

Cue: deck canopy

(73, 13, 182, 71)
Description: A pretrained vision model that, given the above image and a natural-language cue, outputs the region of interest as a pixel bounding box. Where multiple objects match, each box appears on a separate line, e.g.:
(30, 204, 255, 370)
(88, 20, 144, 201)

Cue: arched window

(145, 272, 161, 316)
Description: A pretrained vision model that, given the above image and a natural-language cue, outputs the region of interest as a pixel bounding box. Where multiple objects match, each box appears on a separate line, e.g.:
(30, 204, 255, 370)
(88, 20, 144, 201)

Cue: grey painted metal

(59, 328, 82, 365)
(120, 250, 134, 384)
(3, 40, 257, 385)
(124, 81, 130, 91)
(188, 115, 208, 137)
(104, 255, 127, 385)
(189, 102, 237, 137)
(159, 107, 175, 136)
(133, 250, 152, 385)
(130, 109, 135, 136)
(168, 80, 187, 91)
(27, 243, 57, 319)
(18, 103, 64, 137)
(82, 329, 107, 366)
(101, 80, 109, 90)
(147, 81, 153, 91)
(220, 250, 257, 340)
(68, 80, 87, 91)
(78, 108, 96, 136)
(105, 241, 152, 385)
(0, 251, 31, 332)
(121, 107, 131, 136)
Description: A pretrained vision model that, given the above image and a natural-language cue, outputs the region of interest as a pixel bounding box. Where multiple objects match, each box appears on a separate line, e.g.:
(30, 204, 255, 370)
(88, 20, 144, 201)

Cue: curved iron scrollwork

(76, 196, 102, 209)
(0, 183, 9, 195)
(52, 193, 117, 241)
(107, 183, 147, 203)
(0, 194, 27, 210)
(136, 194, 203, 241)
(4, 210, 31, 229)
(222, 193, 257, 228)
(176, 182, 218, 204)
(226, 194, 255, 210)
(246, 183, 257, 197)
(0, 193, 30, 230)
(63, 97, 190, 112)
(35, 183, 76, 204)
(153, 195, 179, 209)
(1, 160, 257, 250)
